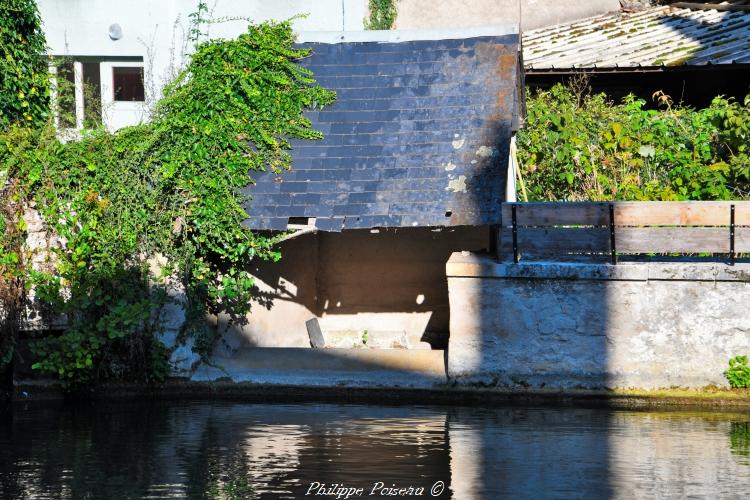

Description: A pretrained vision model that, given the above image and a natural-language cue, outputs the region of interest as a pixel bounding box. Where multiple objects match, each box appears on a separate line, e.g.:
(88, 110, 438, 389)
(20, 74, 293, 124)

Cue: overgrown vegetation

(517, 83, 750, 201)
(725, 356, 750, 389)
(0, 14, 335, 385)
(365, 0, 398, 30)
(0, 0, 49, 381)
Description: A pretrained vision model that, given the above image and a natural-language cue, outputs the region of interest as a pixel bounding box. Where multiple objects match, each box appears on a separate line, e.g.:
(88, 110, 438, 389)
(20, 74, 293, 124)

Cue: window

(113, 66, 145, 101)
(82, 62, 102, 127)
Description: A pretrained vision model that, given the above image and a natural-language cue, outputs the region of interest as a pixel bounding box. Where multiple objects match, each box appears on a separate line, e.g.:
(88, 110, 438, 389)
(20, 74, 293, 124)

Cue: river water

(1, 401, 750, 499)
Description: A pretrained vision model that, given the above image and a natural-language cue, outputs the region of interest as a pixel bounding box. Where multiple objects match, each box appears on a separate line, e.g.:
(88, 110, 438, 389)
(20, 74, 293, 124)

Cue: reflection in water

(1, 402, 750, 499)
(730, 422, 750, 464)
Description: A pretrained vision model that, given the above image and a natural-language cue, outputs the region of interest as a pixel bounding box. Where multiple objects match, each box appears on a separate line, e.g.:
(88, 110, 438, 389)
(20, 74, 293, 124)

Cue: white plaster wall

(395, 0, 621, 31)
(38, 0, 367, 126)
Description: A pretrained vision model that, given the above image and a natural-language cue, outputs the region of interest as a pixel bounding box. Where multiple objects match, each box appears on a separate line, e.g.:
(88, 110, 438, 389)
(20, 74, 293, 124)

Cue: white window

(50, 57, 146, 133)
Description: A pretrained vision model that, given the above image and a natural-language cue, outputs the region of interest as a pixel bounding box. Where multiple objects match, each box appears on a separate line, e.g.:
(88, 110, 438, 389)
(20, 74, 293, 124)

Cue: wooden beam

(613, 202, 750, 226)
(616, 227, 730, 253)
(501, 202, 609, 226)
(501, 227, 609, 253)
(502, 226, 750, 255)
(502, 201, 750, 227)
(672, 2, 750, 13)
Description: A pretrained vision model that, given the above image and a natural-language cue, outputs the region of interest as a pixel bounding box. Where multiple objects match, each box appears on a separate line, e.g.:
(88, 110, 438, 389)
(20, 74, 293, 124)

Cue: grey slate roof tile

(243, 33, 520, 231)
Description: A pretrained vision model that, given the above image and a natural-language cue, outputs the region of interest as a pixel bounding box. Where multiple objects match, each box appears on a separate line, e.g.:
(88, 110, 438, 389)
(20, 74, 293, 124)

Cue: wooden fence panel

(616, 227, 729, 254)
(501, 227, 609, 253)
(501, 203, 608, 226)
(501, 201, 750, 227)
(613, 202, 750, 226)
(498, 201, 750, 261)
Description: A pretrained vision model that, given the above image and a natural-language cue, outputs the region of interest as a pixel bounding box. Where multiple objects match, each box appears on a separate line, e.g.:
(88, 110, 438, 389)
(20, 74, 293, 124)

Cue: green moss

(611, 387, 750, 401)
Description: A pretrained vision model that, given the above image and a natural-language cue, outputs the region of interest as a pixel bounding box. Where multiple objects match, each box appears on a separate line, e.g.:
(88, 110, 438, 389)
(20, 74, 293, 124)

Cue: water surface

(1, 401, 750, 499)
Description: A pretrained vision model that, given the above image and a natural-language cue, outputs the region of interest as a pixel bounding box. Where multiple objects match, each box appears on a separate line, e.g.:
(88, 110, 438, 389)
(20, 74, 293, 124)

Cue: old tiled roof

(242, 27, 521, 231)
(524, 2, 750, 70)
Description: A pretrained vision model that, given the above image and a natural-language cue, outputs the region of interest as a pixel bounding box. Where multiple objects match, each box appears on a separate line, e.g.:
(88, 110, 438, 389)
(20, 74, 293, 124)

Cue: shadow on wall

(451, 264, 612, 389)
(449, 251, 750, 391)
(220, 226, 490, 351)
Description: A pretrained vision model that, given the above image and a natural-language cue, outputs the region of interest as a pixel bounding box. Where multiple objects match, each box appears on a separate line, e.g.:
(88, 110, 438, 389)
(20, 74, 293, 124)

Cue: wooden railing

(499, 201, 750, 264)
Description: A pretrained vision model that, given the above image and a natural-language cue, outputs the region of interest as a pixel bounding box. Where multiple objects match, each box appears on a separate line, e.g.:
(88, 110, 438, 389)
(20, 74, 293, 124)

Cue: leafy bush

(517, 84, 750, 201)
(725, 355, 750, 389)
(0, 20, 335, 384)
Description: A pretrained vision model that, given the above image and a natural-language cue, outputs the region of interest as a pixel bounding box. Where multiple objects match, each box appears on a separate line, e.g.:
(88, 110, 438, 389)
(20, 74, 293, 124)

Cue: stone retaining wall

(446, 253, 750, 389)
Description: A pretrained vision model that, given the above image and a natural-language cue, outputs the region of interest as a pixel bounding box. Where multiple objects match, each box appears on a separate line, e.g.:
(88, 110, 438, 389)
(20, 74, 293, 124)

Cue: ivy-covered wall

(0, 17, 335, 387)
(0, 0, 49, 378)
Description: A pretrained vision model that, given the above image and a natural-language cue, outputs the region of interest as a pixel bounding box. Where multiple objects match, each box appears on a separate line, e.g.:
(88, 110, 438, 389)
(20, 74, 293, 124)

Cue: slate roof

(524, 2, 750, 70)
(242, 27, 521, 232)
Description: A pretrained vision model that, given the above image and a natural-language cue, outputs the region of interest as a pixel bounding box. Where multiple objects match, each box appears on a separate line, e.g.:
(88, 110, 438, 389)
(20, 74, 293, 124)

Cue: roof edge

(296, 24, 519, 44)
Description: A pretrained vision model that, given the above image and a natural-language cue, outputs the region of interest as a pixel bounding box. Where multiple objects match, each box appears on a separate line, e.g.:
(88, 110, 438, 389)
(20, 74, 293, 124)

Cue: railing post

(609, 203, 617, 265)
(511, 204, 519, 264)
(730, 204, 736, 266)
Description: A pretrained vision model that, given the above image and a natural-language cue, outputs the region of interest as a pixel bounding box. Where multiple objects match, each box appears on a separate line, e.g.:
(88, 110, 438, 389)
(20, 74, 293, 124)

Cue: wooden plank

(501, 226, 750, 256)
(613, 202, 750, 226)
(501, 203, 609, 226)
(734, 227, 750, 254)
(502, 202, 750, 227)
(501, 227, 609, 253)
(616, 227, 728, 253)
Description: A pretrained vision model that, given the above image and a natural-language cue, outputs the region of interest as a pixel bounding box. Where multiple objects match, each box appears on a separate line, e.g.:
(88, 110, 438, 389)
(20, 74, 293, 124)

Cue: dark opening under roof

(242, 26, 521, 232)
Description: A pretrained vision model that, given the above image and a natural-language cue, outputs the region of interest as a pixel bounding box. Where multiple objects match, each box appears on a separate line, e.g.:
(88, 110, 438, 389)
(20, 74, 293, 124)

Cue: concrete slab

(192, 347, 447, 388)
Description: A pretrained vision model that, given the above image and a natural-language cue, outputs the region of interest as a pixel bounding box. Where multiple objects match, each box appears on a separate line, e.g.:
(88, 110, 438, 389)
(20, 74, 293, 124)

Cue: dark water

(2, 401, 750, 499)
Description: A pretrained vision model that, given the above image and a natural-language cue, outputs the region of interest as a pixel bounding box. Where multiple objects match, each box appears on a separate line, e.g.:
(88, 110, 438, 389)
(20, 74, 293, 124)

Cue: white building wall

(38, 0, 367, 129)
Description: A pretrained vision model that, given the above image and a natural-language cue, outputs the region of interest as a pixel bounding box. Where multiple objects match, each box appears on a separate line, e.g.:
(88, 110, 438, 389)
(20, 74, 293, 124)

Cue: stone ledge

(11, 381, 750, 410)
(447, 252, 750, 282)
(192, 347, 447, 388)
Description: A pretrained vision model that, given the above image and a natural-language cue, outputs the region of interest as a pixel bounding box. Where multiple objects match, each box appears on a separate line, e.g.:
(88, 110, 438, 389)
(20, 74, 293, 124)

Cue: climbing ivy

(0, 20, 335, 385)
(0, 0, 49, 374)
(0, 0, 50, 127)
(365, 0, 398, 30)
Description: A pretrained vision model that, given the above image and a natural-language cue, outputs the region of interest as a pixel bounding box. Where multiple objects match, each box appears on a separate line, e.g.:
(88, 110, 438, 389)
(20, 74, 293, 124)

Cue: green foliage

(517, 84, 750, 201)
(189, 1, 210, 42)
(0, 20, 335, 385)
(0, 0, 49, 370)
(206, 474, 256, 500)
(0, 180, 24, 369)
(725, 355, 750, 389)
(365, 0, 398, 30)
(0, 0, 50, 127)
